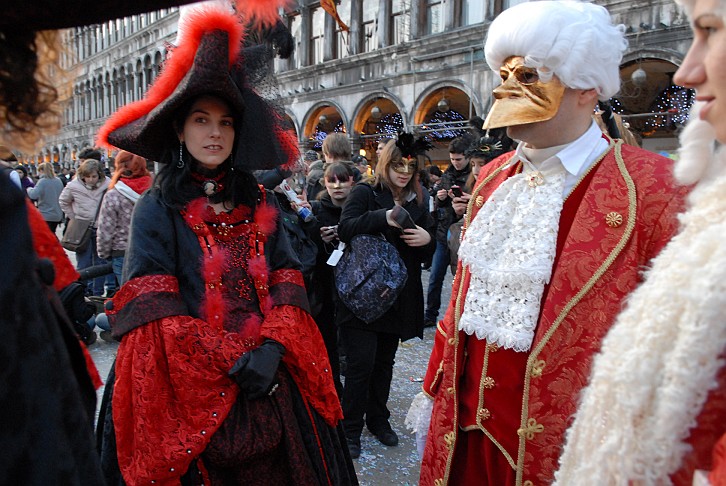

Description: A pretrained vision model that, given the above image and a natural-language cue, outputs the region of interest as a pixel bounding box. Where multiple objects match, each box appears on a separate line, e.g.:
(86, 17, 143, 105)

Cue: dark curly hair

(0, 29, 62, 149)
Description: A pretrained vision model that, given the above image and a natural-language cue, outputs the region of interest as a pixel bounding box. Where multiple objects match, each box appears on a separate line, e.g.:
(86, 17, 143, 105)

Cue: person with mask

(414, 2, 688, 484)
(337, 136, 435, 459)
(308, 161, 357, 396)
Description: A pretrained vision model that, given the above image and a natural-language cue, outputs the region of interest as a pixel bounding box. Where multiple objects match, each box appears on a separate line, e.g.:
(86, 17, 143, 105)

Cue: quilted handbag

(334, 234, 408, 323)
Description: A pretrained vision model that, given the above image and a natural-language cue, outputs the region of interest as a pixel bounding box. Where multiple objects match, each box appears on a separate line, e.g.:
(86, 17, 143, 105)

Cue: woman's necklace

(190, 167, 227, 197)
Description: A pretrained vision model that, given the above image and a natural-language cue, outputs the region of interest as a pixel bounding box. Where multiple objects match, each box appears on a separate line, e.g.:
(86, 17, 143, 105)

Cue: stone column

(349, 0, 362, 55)
(378, 0, 392, 48)
(300, 6, 311, 67)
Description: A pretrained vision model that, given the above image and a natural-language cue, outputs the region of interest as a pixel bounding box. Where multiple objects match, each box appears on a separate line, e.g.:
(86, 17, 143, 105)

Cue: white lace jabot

(457, 154, 567, 352)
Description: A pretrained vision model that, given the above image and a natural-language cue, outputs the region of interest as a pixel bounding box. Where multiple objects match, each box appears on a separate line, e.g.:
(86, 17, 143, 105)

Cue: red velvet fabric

(26, 199, 79, 290)
(26, 199, 101, 389)
(421, 141, 688, 485)
(710, 433, 726, 486)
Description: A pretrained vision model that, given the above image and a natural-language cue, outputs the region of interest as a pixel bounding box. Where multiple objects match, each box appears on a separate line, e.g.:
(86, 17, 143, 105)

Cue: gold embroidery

(605, 211, 623, 227)
(448, 157, 518, 485)
(447, 337, 455, 345)
(434, 480, 444, 486)
(523, 481, 534, 486)
(475, 195, 484, 207)
(444, 431, 456, 450)
(517, 418, 544, 440)
(483, 376, 495, 389)
(477, 408, 491, 421)
(446, 387, 455, 395)
(531, 360, 546, 378)
(516, 139, 633, 485)
(487, 342, 499, 352)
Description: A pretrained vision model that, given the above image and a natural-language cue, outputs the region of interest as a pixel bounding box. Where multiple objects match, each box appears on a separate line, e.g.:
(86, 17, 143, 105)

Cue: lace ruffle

(458, 165, 566, 352)
(405, 391, 434, 434)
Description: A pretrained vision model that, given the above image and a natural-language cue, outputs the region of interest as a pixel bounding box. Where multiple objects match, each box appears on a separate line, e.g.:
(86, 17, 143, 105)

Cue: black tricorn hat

(0, 1, 195, 30)
(98, 7, 297, 171)
(0, 0, 285, 30)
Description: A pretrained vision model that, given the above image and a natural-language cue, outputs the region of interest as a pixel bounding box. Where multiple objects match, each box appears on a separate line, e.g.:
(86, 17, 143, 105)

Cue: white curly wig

(485, 0, 628, 100)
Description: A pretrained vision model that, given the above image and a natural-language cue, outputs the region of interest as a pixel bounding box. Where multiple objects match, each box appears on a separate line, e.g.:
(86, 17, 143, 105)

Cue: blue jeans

(111, 255, 125, 286)
(75, 229, 117, 296)
(425, 240, 450, 323)
(93, 313, 111, 332)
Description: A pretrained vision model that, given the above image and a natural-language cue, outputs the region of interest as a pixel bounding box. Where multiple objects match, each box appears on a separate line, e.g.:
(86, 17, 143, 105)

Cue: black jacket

(307, 194, 343, 318)
(433, 164, 471, 243)
(337, 183, 435, 340)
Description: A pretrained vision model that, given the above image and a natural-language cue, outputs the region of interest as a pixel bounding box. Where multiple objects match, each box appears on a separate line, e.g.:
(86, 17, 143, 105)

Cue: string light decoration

(609, 98, 626, 114)
(424, 109, 467, 140)
(375, 112, 404, 138)
(645, 84, 695, 131)
(310, 120, 347, 149)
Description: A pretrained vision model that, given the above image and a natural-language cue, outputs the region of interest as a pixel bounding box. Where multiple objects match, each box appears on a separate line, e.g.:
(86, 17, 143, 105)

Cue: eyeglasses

(390, 161, 417, 174)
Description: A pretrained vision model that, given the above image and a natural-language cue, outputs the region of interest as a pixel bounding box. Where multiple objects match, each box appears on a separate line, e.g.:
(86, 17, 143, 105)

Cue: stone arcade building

(27, 0, 694, 171)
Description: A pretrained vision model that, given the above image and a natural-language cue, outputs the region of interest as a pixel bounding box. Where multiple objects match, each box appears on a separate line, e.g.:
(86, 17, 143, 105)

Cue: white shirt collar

(555, 120, 607, 179)
(514, 120, 606, 178)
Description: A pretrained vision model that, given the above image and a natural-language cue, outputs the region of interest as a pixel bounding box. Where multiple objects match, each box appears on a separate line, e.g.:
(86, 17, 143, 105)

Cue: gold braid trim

(514, 140, 636, 485)
(441, 156, 520, 484)
(460, 342, 517, 468)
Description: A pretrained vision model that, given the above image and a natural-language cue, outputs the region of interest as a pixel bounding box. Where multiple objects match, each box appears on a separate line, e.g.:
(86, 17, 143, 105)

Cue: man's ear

(578, 89, 599, 107)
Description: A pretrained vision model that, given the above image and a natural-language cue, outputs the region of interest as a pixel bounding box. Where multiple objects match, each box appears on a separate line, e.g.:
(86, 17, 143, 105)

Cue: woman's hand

(436, 188, 448, 201)
(320, 225, 338, 243)
(401, 226, 431, 247)
(229, 340, 286, 399)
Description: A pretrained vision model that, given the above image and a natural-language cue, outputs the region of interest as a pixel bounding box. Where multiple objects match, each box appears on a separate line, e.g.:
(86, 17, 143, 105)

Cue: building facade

(27, 0, 694, 170)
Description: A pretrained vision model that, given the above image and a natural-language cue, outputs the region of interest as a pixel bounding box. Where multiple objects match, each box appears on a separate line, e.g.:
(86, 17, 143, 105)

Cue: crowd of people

(1, 0, 726, 484)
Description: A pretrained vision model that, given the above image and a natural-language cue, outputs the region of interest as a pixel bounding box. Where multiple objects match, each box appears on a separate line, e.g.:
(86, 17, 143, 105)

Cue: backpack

(334, 234, 407, 324)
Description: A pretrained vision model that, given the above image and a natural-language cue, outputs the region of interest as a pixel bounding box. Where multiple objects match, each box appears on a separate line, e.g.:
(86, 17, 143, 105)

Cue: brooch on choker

(191, 169, 226, 196)
(202, 179, 221, 196)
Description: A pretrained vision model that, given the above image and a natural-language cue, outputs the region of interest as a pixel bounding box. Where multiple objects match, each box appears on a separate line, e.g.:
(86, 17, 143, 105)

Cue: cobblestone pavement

(84, 253, 454, 486)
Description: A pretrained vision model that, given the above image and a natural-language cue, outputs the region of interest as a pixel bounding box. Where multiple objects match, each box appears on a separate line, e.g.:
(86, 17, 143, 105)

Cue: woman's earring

(177, 142, 185, 169)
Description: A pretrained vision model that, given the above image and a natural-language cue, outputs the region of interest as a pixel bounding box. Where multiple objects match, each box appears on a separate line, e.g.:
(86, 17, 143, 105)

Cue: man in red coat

(416, 1, 689, 485)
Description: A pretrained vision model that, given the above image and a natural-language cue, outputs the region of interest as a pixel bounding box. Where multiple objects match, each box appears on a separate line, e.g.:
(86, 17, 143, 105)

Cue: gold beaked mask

(483, 56, 566, 129)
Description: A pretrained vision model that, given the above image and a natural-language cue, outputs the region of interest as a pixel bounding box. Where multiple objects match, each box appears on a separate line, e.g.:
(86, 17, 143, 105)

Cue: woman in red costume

(96, 5, 357, 485)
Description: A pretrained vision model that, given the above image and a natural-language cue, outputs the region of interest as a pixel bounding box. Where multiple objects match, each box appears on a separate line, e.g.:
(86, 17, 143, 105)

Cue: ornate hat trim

(97, 7, 243, 152)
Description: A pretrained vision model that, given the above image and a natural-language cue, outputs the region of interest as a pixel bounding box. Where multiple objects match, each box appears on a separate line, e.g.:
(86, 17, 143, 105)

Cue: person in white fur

(413, 1, 690, 484)
(555, 0, 726, 484)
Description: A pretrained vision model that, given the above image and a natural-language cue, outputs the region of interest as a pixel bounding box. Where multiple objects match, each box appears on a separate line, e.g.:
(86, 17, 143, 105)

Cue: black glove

(229, 339, 286, 399)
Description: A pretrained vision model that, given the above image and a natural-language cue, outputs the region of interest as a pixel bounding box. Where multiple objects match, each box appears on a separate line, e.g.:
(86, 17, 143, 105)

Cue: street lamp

(631, 67, 647, 87)
(437, 97, 450, 112)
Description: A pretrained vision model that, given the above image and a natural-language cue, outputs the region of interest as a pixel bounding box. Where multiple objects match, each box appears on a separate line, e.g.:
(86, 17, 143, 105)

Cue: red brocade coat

(104, 189, 345, 485)
(420, 140, 688, 486)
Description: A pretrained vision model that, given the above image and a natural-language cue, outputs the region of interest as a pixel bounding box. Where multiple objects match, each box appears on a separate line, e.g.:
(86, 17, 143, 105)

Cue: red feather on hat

(237, 0, 294, 27)
(97, 7, 244, 151)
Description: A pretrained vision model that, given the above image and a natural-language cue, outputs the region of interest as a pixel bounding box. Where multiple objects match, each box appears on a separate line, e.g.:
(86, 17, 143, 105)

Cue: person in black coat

(308, 161, 357, 397)
(336, 139, 435, 458)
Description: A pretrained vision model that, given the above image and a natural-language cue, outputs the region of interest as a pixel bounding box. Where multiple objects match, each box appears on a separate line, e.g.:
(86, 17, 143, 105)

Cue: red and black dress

(98, 187, 357, 485)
